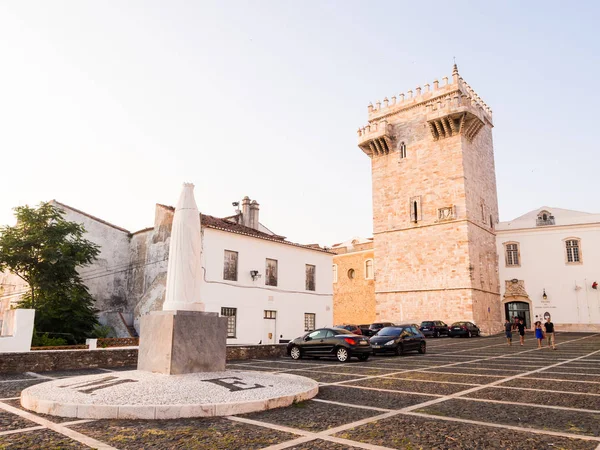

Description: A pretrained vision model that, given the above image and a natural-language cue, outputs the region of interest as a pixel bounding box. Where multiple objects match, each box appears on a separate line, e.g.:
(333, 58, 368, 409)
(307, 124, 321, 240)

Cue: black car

(448, 321, 481, 338)
(370, 325, 426, 356)
(420, 320, 449, 338)
(358, 324, 375, 337)
(368, 322, 395, 335)
(287, 328, 372, 362)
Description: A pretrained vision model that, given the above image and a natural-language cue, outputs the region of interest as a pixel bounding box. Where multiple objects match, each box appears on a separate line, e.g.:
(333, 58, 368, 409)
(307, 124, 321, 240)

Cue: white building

(496, 207, 600, 331)
(1, 197, 333, 344)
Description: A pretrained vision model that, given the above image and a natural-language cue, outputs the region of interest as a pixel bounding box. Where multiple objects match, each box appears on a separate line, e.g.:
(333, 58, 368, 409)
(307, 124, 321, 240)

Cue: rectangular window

(264, 310, 276, 319)
(265, 258, 278, 286)
(506, 243, 519, 266)
(304, 313, 316, 332)
(566, 240, 580, 263)
(305, 264, 316, 291)
(223, 250, 238, 281)
(332, 264, 338, 283)
(365, 259, 374, 279)
(221, 307, 237, 338)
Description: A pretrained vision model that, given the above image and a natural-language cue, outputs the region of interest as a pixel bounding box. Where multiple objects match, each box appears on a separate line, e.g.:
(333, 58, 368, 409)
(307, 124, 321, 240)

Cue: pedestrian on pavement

(544, 317, 556, 350)
(534, 321, 544, 348)
(517, 318, 526, 346)
(504, 319, 513, 346)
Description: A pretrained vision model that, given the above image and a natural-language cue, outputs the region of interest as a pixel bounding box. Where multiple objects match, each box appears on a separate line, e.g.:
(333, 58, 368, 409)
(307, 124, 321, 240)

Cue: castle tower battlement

(359, 64, 501, 334)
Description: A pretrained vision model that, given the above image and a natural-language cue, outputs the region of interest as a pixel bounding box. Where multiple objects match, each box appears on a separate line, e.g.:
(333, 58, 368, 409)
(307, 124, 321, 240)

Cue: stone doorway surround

(502, 279, 533, 327)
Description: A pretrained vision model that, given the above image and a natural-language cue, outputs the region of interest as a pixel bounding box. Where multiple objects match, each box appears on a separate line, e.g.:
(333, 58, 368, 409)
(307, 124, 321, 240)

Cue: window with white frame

(264, 310, 276, 319)
(365, 259, 374, 279)
(221, 307, 237, 338)
(565, 239, 581, 264)
(304, 313, 316, 331)
(332, 264, 338, 283)
(505, 242, 520, 266)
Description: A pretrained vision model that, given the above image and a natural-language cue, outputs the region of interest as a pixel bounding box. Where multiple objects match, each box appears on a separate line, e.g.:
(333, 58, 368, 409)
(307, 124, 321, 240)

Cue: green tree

(0, 202, 100, 342)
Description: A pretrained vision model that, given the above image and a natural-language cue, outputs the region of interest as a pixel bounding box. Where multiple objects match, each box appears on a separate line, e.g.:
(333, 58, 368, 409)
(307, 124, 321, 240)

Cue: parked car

(448, 321, 481, 338)
(420, 320, 449, 338)
(370, 325, 426, 355)
(334, 324, 363, 335)
(287, 328, 372, 362)
(359, 324, 374, 336)
(368, 322, 395, 335)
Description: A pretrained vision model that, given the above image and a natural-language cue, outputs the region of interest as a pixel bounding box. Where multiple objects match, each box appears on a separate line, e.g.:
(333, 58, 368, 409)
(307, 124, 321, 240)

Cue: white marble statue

(162, 183, 204, 312)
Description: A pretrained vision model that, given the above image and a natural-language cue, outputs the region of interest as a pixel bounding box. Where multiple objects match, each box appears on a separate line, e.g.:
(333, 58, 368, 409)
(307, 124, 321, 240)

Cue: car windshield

(332, 328, 353, 334)
(452, 322, 466, 326)
(369, 323, 383, 330)
(376, 327, 404, 337)
(421, 321, 434, 326)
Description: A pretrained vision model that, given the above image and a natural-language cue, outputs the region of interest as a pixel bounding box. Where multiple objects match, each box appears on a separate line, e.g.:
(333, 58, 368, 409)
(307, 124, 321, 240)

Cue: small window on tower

(410, 196, 422, 223)
(399, 142, 407, 159)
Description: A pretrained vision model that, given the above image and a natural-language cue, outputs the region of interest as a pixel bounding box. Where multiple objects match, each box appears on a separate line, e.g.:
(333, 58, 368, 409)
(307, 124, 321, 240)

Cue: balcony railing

(536, 217, 555, 226)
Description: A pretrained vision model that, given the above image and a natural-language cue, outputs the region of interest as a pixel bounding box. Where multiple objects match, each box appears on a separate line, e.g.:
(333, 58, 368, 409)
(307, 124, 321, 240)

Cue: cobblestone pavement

(1, 332, 600, 449)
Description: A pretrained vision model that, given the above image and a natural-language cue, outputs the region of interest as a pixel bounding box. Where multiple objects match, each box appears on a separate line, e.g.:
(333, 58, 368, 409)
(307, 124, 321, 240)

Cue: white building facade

(496, 207, 600, 331)
(0, 197, 333, 344)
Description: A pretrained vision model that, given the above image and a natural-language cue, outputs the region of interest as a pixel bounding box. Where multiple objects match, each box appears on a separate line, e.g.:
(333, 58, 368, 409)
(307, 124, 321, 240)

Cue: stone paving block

(466, 387, 600, 410)
(0, 429, 91, 449)
(70, 417, 296, 449)
(317, 386, 433, 410)
(0, 380, 45, 399)
(0, 408, 39, 431)
(242, 399, 378, 432)
(417, 398, 600, 437)
(347, 377, 473, 395)
(334, 413, 598, 449)
(500, 378, 600, 394)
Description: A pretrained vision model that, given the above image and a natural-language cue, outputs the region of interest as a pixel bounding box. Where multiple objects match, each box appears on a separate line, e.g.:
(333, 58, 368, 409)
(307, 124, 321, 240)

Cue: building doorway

(505, 301, 531, 329)
(263, 310, 277, 344)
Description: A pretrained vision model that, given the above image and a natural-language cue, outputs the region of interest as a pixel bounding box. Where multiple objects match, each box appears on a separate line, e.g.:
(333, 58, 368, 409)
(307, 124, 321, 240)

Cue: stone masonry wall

(333, 250, 375, 325)
(0, 345, 288, 373)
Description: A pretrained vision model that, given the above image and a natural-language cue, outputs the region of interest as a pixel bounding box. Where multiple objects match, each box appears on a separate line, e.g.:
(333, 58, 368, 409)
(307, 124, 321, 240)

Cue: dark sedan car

(420, 320, 449, 338)
(448, 321, 481, 338)
(287, 328, 372, 362)
(370, 325, 426, 356)
(368, 322, 395, 335)
(334, 324, 363, 335)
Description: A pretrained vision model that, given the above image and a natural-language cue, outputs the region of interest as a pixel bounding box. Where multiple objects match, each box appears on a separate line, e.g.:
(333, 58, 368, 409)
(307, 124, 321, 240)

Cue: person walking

(504, 319, 513, 346)
(544, 317, 556, 350)
(534, 321, 544, 348)
(517, 318, 526, 346)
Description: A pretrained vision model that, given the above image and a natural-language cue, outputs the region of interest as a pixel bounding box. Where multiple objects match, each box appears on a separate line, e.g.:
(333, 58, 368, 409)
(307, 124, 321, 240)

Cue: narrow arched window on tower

(399, 142, 407, 159)
(410, 196, 422, 223)
(413, 201, 418, 222)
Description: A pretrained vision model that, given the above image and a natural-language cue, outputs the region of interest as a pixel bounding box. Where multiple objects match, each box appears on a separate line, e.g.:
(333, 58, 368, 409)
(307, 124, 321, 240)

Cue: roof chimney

(249, 200, 260, 230)
(241, 196, 251, 227)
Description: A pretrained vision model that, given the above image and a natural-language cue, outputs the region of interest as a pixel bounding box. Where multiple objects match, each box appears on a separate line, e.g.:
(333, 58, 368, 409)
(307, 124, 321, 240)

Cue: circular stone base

(21, 370, 318, 420)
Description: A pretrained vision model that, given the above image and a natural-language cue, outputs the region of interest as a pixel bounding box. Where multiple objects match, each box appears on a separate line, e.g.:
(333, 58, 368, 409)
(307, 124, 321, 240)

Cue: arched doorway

(505, 301, 531, 329)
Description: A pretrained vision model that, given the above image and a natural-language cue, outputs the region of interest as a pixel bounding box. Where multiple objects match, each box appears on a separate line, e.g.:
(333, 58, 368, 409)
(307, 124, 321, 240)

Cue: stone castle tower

(358, 65, 501, 334)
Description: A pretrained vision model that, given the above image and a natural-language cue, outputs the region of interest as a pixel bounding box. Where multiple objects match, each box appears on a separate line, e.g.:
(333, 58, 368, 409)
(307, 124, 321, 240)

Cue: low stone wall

(97, 337, 139, 348)
(0, 344, 288, 373)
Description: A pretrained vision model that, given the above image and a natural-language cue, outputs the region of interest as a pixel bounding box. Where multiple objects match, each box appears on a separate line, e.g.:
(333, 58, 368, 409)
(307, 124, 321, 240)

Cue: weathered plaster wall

(333, 249, 375, 325)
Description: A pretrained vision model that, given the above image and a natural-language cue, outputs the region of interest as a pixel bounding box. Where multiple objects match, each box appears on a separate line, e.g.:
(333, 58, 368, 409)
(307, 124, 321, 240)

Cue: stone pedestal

(137, 310, 227, 375)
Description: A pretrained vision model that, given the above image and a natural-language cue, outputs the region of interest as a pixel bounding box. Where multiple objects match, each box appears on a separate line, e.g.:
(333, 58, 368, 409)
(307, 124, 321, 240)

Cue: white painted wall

(201, 228, 333, 345)
(0, 309, 35, 353)
(497, 217, 600, 330)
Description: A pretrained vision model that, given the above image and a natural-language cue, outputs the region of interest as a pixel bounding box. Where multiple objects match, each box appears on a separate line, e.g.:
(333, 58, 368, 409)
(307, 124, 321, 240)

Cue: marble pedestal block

(137, 310, 227, 375)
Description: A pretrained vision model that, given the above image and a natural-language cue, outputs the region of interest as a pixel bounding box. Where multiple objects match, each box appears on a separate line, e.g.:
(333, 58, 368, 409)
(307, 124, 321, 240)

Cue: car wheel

(290, 346, 302, 360)
(467, 331, 471, 338)
(394, 344, 404, 356)
(336, 347, 350, 362)
(358, 354, 369, 361)
(418, 342, 426, 354)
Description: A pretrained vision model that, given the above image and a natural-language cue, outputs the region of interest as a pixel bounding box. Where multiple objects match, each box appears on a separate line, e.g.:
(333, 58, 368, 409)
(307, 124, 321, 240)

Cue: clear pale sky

(1, 1, 598, 246)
